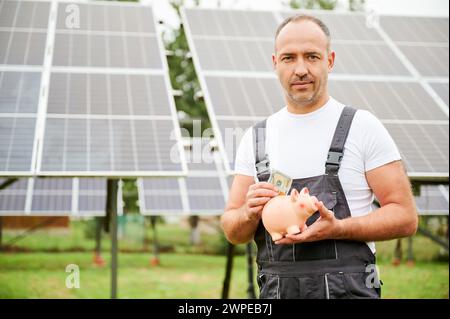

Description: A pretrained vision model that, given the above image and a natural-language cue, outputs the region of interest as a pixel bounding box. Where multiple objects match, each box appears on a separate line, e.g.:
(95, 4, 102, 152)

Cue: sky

(145, 0, 449, 30)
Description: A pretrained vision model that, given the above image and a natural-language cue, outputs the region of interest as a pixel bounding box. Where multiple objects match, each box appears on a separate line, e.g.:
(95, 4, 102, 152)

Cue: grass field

(0, 218, 448, 299)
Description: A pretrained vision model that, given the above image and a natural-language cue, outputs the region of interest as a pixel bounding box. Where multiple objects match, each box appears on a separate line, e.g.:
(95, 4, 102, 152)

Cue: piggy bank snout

(295, 195, 319, 211)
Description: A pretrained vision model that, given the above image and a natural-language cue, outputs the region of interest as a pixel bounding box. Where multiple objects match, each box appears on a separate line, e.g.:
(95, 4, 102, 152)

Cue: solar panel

(0, 0, 48, 175)
(52, 34, 162, 68)
(54, 2, 155, 33)
(184, 9, 278, 38)
(331, 42, 411, 75)
(0, 0, 187, 177)
(380, 16, 449, 78)
(38, 1, 186, 176)
(279, 11, 412, 76)
(280, 12, 383, 41)
(0, 0, 50, 29)
(328, 80, 447, 121)
(0, 116, 36, 172)
(428, 82, 449, 107)
(0, 177, 107, 216)
(181, 8, 449, 180)
(415, 185, 449, 216)
(0, 74, 39, 174)
(380, 16, 448, 44)
(138, 139, 228, 215)
(0, 30, 47, 65)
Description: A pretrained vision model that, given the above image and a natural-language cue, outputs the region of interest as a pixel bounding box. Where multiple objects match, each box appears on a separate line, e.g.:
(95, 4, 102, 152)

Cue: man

(220, 14, 418, 299)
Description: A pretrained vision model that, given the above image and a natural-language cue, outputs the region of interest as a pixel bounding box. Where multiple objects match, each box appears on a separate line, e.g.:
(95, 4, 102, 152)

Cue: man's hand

(274, 201, 343, 244)
(244, 182, 279, 222)
(221, 176, 279, 244)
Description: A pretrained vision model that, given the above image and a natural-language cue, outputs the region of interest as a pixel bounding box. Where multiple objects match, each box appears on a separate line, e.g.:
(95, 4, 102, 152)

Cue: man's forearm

(335, 203, 418, 242)
(221, 207, 261, 244)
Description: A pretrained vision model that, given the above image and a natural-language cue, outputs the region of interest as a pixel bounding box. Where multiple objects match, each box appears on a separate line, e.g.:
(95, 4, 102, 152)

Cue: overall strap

(253, 119, 270, 181)
(325, 106, 357, 176)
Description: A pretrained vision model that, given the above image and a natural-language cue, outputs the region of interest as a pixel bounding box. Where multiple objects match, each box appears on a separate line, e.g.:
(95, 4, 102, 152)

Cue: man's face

(273, 20, 335, 108)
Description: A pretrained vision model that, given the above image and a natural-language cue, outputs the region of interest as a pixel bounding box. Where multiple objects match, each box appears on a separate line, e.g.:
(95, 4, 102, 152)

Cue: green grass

(0, 219, 448, 298)
(377, 262, 448, 299)
(0, 252, 252, 299)
(0, 251, 447, 299)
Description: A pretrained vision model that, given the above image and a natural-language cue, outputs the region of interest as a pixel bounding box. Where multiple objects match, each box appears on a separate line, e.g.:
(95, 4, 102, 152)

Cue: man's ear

(272, 53, 277, 70)
(328, 50, 335, 72)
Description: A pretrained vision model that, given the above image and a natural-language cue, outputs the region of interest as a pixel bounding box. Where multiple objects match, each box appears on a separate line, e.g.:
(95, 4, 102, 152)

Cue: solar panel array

(0, 177, 107, 216)
(0, 0, 48, 175)
(181, 8, 449, 180)
(138, 139, 228, 215)
(0, 0, 187, 177)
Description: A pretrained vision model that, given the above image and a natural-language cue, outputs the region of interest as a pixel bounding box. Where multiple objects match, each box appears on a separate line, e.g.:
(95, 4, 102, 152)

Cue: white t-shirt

(234, 97, 402, 253)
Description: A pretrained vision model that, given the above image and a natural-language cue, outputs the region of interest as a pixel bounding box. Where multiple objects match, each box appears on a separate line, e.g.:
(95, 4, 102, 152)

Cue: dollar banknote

(268, 169, 293, 195)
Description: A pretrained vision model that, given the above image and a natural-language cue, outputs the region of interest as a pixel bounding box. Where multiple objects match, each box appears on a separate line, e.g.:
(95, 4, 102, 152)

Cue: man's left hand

(274, 201, 343, 244)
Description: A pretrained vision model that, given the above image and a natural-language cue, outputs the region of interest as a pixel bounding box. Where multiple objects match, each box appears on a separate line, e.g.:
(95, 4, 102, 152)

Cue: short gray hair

(274, 14, 331, 52)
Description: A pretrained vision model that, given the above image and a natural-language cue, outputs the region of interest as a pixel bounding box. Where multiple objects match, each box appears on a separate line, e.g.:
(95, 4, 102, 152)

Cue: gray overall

(252, 107, 381, 299)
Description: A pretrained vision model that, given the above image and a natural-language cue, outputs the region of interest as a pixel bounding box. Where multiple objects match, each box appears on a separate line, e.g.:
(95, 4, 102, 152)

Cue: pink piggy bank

(262, 187, 319, 241)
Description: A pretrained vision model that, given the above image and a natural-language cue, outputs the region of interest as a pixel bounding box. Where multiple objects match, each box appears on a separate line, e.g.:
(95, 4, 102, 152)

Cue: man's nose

(294, 59, 308, 77)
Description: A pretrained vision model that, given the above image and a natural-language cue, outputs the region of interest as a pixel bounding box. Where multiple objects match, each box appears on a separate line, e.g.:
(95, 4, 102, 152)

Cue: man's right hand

(244, 182, 279, 221)
(222, 176, 280, 244)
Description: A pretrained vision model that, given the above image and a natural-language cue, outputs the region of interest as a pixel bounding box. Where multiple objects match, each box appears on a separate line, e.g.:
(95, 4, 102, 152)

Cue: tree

(287, 0, 365, 11)
(289, 0, 338, 10)
(348, 0, 365, 11)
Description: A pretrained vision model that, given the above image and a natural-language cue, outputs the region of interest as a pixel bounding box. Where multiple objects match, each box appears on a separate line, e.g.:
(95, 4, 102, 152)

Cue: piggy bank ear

(300, 187, 309, 196)
(290, 188, 299, 201)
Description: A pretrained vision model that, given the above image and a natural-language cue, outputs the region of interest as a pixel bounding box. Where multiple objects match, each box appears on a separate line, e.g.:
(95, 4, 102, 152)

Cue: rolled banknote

(268, 169, 293, 195)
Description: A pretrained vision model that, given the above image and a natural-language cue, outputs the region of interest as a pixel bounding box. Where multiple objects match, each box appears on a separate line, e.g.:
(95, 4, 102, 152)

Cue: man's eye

(282, 56, 292, 61)
(308, 55, 319, 60)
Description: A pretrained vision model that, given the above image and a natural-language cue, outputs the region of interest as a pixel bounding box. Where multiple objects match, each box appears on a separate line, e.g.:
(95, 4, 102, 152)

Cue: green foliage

(288, 0, 365, 11)
(211, 232, 247, 256)
(289, 0, 337, 10)
(348, 0, 365, 11)
(83, 218, 97, 240)
(121, 179, 139, 214)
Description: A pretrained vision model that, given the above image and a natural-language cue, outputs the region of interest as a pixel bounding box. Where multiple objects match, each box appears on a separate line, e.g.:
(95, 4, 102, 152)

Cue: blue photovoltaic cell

(0, 117, 36, 172)
(0, 178, 28, 212)
(0, 71, 41, 113)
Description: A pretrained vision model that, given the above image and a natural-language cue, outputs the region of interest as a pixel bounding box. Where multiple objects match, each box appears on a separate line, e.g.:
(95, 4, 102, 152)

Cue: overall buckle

(256, 158, 270, 175)
(326, 151, 343, 166)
